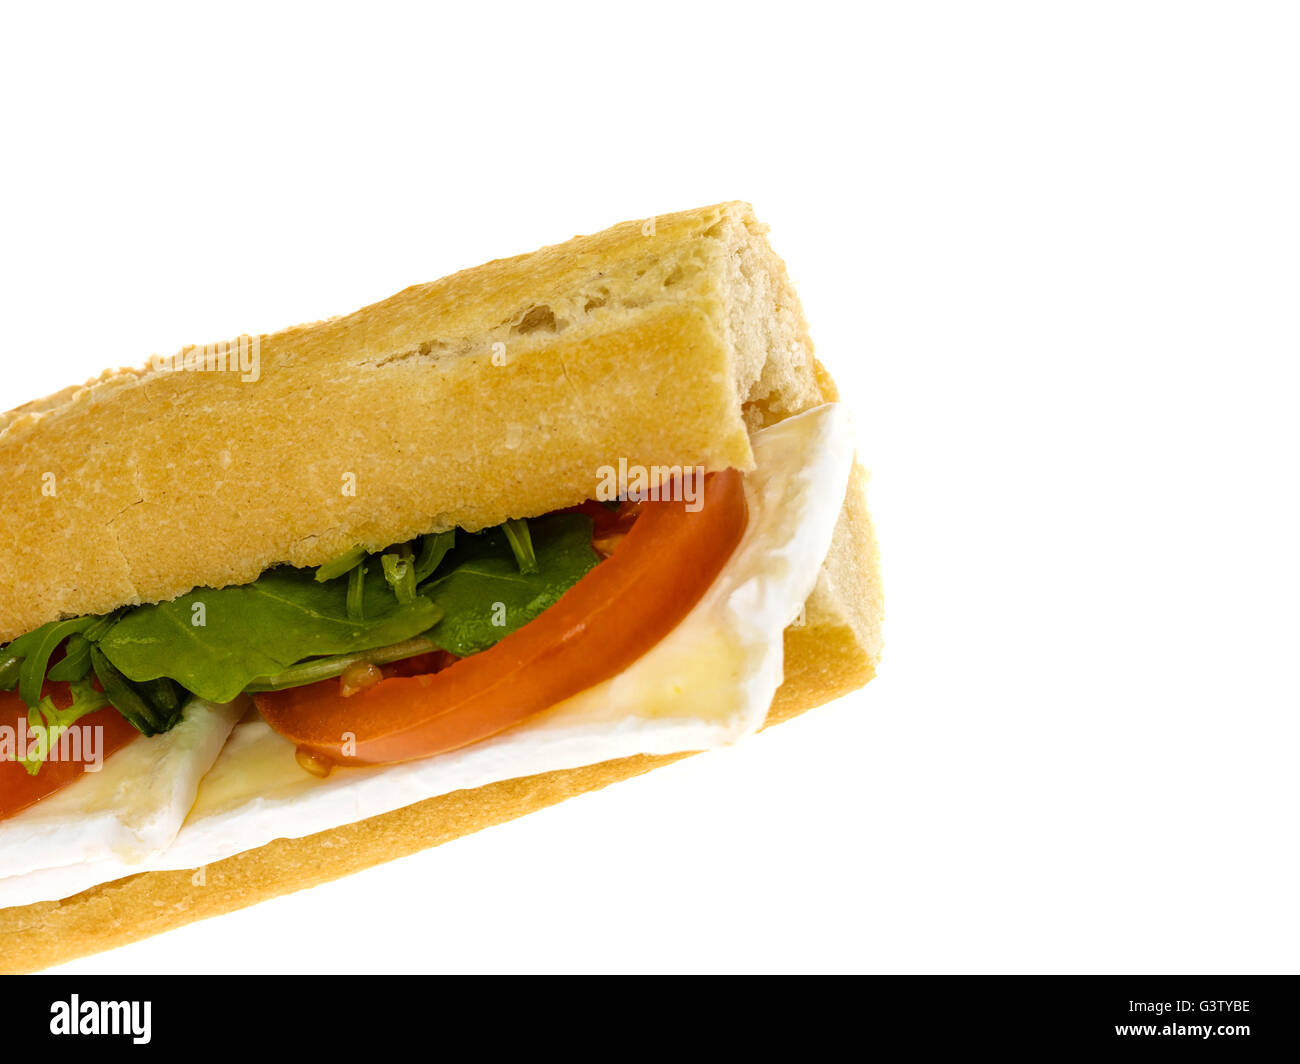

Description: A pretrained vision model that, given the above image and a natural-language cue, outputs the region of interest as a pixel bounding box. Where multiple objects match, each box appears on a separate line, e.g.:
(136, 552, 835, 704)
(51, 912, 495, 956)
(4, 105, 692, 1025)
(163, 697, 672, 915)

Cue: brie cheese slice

(0, 697, 244, 880)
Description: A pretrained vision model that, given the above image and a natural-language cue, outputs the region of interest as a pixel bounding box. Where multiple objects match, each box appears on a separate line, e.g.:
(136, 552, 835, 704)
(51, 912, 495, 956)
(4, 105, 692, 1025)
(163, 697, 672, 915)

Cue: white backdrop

(3, 2, 1296, 973)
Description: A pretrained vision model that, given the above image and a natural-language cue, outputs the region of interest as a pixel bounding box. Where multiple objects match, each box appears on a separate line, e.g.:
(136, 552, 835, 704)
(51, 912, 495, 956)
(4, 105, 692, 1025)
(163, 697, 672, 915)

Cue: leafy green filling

(1, 514, 599, 771)
(98, 563, 445, 704)
(422, 514, 597, 656)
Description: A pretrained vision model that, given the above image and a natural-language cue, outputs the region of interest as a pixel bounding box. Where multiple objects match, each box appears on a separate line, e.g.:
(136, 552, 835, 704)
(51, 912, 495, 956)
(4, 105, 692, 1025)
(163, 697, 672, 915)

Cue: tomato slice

(0, 685, 141, 820)
(255, 469, 748, 766)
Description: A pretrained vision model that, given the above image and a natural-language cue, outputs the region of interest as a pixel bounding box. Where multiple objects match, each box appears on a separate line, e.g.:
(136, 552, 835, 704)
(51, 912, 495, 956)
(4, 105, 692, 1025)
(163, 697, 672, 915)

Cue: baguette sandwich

(0, 202, 882, 972)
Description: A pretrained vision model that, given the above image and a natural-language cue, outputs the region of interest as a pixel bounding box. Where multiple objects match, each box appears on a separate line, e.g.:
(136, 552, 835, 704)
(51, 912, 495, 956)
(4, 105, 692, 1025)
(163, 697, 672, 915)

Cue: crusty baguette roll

(0, 202, 826, 643)
(0, 204, 883, 971)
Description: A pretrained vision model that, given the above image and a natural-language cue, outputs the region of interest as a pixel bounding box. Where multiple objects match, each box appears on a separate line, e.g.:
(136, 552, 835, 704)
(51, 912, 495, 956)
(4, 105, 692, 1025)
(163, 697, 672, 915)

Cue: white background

(3, 2, 1295, 973)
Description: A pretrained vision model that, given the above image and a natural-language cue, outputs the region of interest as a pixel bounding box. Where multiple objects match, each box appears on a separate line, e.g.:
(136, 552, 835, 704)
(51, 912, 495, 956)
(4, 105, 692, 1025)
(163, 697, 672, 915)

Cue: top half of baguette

(0, 202, 832, 643)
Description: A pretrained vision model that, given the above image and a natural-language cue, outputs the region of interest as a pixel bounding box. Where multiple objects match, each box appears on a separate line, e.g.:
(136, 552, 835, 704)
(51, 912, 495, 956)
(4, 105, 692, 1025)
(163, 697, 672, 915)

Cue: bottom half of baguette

(0, 463, 882, 973)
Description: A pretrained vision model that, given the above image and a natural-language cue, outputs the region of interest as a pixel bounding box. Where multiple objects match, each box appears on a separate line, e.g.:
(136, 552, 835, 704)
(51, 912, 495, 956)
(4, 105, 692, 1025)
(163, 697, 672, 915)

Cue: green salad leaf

(501, 518, 539, 574)
(91, 646, 184, 736)
(381, 544, 417, 604)
(18, 677, 111, 775)
(314, 544, 367, 583)
(18, 618, 101, 709)
(1, 616, 176, 771)
(413, 530, 455, 582)
(420, 513, 598, 656)
(0, 512, 602, 754)
(47, 632, 95, 682)
(96, 564, 443, 703)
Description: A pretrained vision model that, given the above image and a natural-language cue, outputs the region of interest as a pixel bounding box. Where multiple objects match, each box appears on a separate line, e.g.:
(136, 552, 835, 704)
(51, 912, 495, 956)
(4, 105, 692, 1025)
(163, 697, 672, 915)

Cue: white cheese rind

(0, 697, 245, 879)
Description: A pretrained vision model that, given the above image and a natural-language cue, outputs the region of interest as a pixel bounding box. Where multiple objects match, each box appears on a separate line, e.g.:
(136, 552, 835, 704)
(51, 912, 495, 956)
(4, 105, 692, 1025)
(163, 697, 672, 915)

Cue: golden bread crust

(0, 203, 823, 643)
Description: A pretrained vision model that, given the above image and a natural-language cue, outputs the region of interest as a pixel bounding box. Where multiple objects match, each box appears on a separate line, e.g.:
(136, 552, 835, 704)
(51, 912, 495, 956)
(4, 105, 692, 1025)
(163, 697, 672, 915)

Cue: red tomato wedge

(255, 469, 748, 766)
(0, 685, 141, 820)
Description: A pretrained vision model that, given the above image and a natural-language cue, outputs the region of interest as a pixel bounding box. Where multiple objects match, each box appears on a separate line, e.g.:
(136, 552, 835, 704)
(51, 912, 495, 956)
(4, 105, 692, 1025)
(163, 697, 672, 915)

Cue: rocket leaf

(420, 513, 598, 656)
(97, 564, 443, 703)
